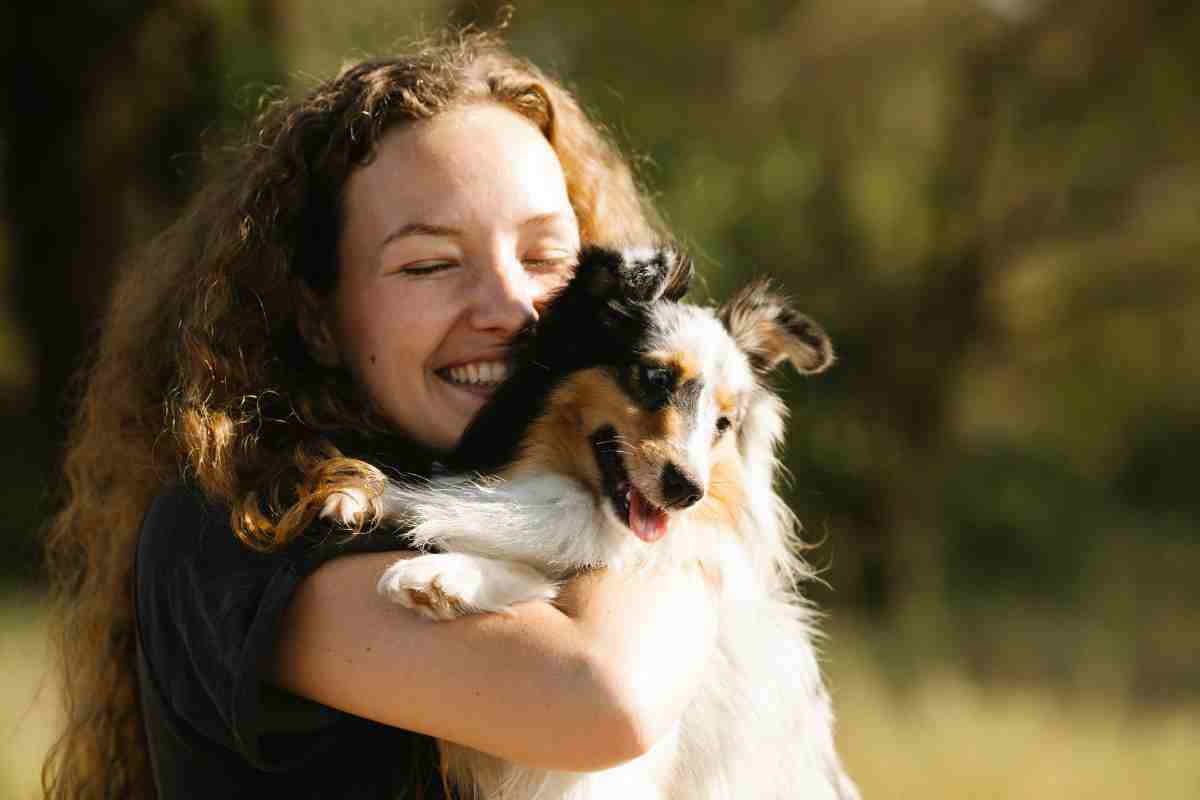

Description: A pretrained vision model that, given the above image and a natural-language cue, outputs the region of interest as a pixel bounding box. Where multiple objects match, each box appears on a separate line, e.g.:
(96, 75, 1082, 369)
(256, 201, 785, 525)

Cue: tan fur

(715, 387, 737, 417)
(692, 454, 746, 529)
(650, 406, 681, 440)
(507, 369, 635, 485)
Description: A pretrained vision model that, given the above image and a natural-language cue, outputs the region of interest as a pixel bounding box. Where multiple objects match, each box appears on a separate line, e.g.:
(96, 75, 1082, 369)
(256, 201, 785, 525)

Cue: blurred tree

(0, 0, 287, 580)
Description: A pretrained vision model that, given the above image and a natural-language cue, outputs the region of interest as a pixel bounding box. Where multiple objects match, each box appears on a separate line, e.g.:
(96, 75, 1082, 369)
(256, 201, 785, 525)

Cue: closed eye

(522, 248, 576, 271)
(523, 256, 574, 272)
(393, 260, 455, 277)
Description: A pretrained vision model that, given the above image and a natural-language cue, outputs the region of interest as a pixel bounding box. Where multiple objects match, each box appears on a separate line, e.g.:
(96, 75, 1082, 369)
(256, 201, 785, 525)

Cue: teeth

(443, 361, 510, 386)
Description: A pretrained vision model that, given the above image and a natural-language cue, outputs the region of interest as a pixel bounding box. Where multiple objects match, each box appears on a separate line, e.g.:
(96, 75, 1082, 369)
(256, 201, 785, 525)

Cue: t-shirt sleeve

(135, 483, 411, 771)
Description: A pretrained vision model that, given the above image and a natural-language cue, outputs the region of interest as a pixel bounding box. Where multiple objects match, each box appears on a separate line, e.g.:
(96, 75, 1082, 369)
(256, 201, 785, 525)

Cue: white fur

(378, 552, 558, 620)
(321, 487, 368, 526)
(343, 302, 859, 800)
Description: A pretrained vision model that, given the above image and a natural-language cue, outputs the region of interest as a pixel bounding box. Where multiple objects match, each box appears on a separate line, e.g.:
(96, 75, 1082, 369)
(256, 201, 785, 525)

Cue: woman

(43, 32, 719, 799)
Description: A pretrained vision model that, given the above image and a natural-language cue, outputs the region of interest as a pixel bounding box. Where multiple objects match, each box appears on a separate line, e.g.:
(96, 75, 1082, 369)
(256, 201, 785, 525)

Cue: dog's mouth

(589, 426, 670, 543)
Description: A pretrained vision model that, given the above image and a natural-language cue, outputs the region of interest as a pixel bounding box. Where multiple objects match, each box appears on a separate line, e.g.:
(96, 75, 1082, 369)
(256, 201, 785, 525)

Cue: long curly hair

(42, 31, 658, 799)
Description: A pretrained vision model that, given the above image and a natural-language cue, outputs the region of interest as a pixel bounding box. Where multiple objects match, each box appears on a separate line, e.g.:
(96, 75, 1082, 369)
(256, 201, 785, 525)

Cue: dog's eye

(639, 364, 674, 396)
(715, 416, 733, 435)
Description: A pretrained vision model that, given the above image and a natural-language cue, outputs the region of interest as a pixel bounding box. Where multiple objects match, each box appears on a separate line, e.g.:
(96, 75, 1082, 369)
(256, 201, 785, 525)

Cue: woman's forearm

(272, 551, 718, 771)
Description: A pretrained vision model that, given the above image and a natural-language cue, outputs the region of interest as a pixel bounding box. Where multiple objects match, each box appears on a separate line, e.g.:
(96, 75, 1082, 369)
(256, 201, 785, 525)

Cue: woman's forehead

(344, 104, 573, 232)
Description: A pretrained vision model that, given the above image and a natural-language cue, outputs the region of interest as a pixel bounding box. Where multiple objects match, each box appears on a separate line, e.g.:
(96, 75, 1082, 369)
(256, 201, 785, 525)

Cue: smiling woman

(41, 30, 720, 800)
(322, 105, 582, 451)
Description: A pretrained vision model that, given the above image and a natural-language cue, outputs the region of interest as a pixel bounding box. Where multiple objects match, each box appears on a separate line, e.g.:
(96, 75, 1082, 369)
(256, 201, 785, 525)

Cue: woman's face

(330, 103, 580, 451)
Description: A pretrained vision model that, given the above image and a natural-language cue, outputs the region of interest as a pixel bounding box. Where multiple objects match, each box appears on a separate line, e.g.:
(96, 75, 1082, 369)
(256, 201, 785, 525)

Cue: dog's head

(453, 246, 832, 543)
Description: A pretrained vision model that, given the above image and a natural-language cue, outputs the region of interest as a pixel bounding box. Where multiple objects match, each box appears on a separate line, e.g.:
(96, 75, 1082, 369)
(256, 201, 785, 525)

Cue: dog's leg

(377, 553, 558, 621)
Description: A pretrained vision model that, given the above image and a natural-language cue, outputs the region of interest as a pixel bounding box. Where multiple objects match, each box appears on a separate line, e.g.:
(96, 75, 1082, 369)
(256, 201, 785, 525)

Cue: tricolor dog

(325, 245, 859, 800)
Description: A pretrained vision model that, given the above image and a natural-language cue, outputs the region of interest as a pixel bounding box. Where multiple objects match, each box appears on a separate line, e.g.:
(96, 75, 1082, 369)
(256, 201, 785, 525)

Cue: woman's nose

(468, 253, 539, 334)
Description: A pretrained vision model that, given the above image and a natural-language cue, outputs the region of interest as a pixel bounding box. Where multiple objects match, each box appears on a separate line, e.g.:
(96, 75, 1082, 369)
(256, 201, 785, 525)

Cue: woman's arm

(272, 551, 718, 772)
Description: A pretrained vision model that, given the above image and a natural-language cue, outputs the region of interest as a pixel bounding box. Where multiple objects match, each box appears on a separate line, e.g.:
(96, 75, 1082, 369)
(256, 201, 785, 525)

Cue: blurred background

(1, 0, 1197, 796)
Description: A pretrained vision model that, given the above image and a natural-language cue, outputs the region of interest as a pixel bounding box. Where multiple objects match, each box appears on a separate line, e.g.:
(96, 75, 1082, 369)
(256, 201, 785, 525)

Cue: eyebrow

(379, 222, 460, 250)
(378, 212, 574, 251)
(520, 212, 573, 230)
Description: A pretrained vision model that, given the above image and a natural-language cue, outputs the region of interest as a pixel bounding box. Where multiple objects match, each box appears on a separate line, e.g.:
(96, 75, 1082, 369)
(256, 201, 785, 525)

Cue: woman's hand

(272, 552, 719, 772)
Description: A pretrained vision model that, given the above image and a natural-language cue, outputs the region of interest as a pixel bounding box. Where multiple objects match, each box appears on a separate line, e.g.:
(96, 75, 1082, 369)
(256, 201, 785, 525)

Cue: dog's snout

(661, 463, 704, 509)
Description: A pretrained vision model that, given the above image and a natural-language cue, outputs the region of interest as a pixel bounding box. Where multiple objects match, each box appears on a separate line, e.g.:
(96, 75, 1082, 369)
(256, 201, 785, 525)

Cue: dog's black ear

(573, 244, 692, 305)
(651, 246, 693, 302)
(719, 281, 834, 375)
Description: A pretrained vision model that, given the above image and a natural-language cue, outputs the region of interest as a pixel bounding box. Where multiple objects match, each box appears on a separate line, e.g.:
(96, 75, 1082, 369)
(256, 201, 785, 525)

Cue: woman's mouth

(436, 360, 511, 394)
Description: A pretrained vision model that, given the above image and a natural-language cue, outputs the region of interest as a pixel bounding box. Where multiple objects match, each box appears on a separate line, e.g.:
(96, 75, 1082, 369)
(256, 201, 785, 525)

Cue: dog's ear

(573, 244, 692, 305)
(719, 281, 834, 376)
(651, 246, 693, 302)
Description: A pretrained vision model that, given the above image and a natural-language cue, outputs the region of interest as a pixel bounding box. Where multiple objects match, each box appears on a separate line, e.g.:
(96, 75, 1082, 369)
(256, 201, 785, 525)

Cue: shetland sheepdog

(325, 246, 859, 800)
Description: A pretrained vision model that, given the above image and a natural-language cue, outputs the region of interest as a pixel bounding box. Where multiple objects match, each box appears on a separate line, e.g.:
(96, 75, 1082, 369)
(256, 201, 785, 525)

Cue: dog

(325, 245, 859, 800)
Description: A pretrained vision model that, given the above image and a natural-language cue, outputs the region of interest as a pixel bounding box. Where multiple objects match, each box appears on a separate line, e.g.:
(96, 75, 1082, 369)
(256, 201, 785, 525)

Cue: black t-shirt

(134, 483, 447, 798)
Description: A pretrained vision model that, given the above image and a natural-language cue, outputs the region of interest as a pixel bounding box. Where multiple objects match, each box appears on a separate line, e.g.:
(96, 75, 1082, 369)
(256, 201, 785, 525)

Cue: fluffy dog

(328, 246, 859, 800)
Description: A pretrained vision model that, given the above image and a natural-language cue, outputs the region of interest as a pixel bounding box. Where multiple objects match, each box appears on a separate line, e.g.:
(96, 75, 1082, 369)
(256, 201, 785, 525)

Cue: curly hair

(42, 31, 658, 799)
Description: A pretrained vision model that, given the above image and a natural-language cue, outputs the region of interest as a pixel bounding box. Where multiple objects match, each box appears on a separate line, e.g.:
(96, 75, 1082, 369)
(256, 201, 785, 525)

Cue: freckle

(370, 354, 376, 364)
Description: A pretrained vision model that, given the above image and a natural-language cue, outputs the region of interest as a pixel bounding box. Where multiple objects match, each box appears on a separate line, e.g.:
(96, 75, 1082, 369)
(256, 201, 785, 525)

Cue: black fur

(627, 363, 678, 412)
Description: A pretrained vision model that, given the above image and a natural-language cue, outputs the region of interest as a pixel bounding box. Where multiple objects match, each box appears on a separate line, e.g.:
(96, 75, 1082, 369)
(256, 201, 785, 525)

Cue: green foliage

(2, 0, 1196, 699)
(484, 0, 1200, 695)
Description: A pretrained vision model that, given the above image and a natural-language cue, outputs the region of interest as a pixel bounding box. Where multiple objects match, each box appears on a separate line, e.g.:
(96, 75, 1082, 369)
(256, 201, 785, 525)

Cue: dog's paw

(378, 554, 481, 621)
(320, 487, 368, 526)
(377, 553, 557, 621)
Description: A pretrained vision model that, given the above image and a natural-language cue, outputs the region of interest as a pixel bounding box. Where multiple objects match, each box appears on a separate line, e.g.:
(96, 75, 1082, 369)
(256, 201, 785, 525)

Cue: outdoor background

(1, 0, 1198, 797)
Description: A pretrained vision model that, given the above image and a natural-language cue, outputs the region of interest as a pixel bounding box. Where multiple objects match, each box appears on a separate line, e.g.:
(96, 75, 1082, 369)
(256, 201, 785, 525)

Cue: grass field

(4, 592, 1199, 798)
(826, 632, 1200, 798)
(1, 592, 58, 800)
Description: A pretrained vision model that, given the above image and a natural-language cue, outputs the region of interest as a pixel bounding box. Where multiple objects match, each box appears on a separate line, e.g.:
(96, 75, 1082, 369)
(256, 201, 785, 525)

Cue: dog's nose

(661, 463, 704, 509)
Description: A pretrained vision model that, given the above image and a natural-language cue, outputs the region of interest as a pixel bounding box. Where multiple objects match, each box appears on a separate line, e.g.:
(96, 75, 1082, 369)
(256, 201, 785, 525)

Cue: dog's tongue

(629, 488, 669, 543)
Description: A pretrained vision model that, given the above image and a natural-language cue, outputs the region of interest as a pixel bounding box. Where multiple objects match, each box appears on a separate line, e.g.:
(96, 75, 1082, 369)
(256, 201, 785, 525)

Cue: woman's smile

(437, 360, 512, 390)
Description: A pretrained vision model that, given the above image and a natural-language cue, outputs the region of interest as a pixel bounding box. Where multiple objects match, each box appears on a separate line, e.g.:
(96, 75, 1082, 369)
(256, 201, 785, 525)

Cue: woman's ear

(295, 281, 341, 367)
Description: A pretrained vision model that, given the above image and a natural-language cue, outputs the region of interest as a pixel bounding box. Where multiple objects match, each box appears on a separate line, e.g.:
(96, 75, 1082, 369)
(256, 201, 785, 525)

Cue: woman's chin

(433, 377, 499, 429)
